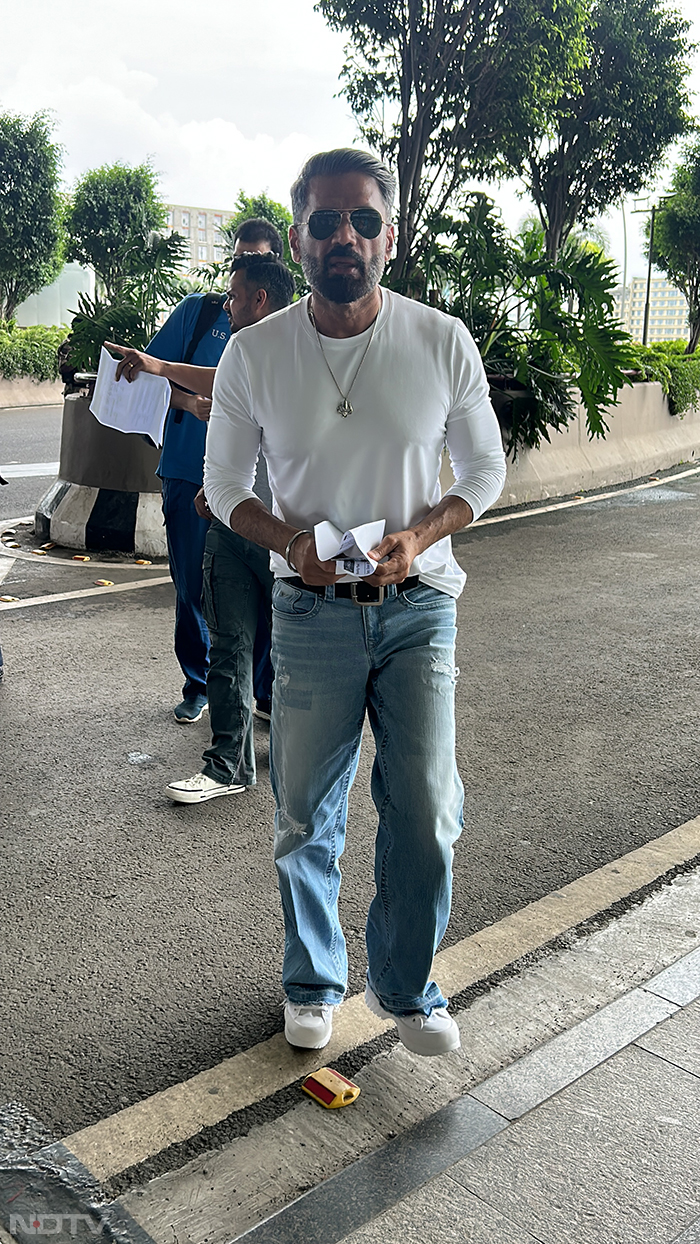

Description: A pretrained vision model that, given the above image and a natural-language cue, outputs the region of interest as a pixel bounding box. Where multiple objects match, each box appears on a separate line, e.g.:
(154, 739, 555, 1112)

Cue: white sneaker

(365, 985, 461, 1056)
(165, 772, 246, 804)
(284, 1000, 334, 1049)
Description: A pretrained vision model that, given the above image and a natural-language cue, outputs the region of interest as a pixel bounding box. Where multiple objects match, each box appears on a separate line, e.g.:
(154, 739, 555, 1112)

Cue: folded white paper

(89, 347, 171, 446)
(315, 519, 385, 578)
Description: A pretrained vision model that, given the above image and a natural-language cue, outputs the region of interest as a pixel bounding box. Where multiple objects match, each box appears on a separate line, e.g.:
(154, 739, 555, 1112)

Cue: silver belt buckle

(350, 582, 385, 606)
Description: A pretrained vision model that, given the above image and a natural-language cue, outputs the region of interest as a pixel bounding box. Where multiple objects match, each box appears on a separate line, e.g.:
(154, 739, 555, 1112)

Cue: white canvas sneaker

(365, 985, 460, 1056)
(165, 772, 246, 804)
(284, 1001, 334, 1049)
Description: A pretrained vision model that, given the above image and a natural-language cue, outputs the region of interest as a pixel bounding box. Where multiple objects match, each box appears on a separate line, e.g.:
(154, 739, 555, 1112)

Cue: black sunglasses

(300, 208, 389, 240)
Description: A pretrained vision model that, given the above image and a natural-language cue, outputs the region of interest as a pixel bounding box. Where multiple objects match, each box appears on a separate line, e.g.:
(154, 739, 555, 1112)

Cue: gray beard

(300, 247, 385, 304)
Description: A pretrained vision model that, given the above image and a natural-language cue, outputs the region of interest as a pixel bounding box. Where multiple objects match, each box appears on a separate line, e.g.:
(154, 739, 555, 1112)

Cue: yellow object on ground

(301, 1068, 361, 1109)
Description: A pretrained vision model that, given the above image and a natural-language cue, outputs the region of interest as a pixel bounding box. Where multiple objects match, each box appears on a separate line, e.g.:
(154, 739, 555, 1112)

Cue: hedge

(0, 322, 65, 382)
(632, 341, 700, 418)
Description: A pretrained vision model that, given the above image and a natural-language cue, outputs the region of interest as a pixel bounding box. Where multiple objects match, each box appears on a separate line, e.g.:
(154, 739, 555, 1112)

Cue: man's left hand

(365, 529, 422, 584)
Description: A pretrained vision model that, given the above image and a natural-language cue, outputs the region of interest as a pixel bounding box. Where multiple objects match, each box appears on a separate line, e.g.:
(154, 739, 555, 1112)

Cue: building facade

(614, 276, 689, 344)
(164, 204, 235, 270)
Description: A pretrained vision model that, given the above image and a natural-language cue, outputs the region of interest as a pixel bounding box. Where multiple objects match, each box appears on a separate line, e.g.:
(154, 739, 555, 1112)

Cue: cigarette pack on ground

(301, 1067, 361, 1109)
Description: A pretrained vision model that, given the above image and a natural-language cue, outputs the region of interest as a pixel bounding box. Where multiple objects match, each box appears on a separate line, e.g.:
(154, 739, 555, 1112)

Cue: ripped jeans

(270, 579, 464, 1016)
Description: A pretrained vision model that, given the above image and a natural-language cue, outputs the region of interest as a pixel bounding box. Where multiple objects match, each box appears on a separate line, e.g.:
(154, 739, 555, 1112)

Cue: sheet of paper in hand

(315, 519, 386, 578)
(89, 347, 171, 446)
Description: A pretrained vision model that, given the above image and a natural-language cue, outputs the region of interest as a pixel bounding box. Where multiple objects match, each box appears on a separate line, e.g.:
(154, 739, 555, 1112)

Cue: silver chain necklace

(308, 300, 379, 417)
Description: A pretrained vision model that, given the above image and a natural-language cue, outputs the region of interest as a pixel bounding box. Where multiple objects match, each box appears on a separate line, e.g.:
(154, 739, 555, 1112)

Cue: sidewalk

(241, 947, 700, 1244)
(112, 858, 700, 1244)
(3, 856, 699, 1243)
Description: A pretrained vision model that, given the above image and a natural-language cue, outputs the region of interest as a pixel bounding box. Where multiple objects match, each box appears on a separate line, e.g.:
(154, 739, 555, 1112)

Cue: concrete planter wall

(35, 392, 167, 557)
(58, 392, 162, 492)
(0, 377, 63, 407)
(441, 382, 700, 507)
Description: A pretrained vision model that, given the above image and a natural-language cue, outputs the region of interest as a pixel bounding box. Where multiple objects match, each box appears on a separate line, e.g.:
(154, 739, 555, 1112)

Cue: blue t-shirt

(147, 293, 230, 485)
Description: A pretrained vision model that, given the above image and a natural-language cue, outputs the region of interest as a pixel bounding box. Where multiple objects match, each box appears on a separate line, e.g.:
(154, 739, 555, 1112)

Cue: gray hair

(290, 149, 396, 222)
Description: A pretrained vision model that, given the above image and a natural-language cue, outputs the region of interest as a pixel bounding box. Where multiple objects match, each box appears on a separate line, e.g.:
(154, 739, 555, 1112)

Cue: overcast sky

(2, 0, 699, 281)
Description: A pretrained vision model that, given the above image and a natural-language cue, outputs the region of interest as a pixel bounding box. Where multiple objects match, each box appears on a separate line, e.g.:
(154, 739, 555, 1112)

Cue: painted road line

(0, 576, 172, 611)
(3, 466, 699, 574)
(63, 813, 700, 1183)
(0, 558, 15, 586)
(472, 464, 700, 528)
(0, 461, 59, 478)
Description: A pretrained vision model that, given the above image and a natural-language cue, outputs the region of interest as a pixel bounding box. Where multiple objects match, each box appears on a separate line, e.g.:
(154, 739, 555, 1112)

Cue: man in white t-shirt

(205, 148, 507, 1057)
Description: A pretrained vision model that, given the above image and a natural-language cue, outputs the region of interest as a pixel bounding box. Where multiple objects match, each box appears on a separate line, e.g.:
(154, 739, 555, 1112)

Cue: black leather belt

(286, 575, 420, 606)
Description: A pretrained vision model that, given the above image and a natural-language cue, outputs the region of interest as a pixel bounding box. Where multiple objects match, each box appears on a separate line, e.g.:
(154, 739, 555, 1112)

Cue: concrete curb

(441, 383, 700, 507)
(0, 378, 63, 408)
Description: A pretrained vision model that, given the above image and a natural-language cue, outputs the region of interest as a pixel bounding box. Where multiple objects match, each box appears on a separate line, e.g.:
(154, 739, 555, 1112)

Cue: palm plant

(66, 231, 190, 372)
(407, 195, 637, 455)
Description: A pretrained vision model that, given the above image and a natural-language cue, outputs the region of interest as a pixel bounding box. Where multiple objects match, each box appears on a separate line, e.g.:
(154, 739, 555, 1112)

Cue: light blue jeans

(270, 579, 464, 1016)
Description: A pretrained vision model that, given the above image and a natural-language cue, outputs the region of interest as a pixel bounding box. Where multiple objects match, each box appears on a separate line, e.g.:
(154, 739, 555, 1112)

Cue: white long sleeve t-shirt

(205, 288, 507, 598)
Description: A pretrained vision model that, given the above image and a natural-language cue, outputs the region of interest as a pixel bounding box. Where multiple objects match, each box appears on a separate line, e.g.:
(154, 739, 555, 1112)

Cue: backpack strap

(172, 292, 227, 423)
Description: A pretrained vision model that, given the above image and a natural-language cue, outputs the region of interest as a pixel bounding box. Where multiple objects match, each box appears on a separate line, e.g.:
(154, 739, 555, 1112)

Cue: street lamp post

(642, 203, 656, 347)
(632, 194, 676, 347)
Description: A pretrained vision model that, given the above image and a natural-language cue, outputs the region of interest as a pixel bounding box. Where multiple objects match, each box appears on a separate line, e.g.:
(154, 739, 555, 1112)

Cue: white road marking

(0, 558, 15, 586)
(0, 576, 172, 611)
(0, 461, 59, 477)
(64, 814, 700, 1181)
(472, 464, 700, 527)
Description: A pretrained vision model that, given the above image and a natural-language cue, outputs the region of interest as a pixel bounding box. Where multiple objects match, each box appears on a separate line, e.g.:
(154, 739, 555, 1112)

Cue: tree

(649, 140, 700, 354)
(63, 160, 188, 369)
(66, 228, 190, 372)
(221, 190, 294, 265)
(317, 0, 588, 288)
(192, 189, 303, 294)
(64, 162, 166, 299)
(0, 111, 64, 320)
(521, 0, 692, 260)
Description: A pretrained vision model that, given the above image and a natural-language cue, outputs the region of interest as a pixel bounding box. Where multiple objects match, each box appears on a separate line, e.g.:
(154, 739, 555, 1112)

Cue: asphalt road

(0, 404, 63, 520)
(1, 407, 699, 1148)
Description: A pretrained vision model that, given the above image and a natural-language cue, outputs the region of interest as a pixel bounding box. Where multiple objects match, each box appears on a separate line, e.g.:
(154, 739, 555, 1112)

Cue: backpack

(172, 292, 227, 424)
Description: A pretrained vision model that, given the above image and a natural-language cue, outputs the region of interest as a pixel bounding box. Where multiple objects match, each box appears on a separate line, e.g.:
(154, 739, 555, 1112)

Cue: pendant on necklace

(337, 398, 352, 418)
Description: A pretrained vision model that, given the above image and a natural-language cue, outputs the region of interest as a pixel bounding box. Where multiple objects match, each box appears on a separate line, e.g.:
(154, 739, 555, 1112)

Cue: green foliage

(649, 139, 700, 354)
(0, 322, 65, 382)
(666, 354, 700, 415)
(411, 196, 636, 455)
(318, 0, 589, 283)
(632, 340, 700, 415)
(64, 162, 166, 300)
(521, 0, 692, 258)
(62, 160, 188, 370)
(0, 111, 64, 320)
(192, 190, 304, 294)
(66, 231, 190, 372)
(223, 191, 293, 263)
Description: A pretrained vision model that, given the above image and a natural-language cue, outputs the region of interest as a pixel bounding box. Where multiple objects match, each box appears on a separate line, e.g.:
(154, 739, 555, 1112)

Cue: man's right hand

(191, 396, 212, 422)
(104, 341, 165, 383)
(194, 489, 213, 521)
(288, 532, 340, 585)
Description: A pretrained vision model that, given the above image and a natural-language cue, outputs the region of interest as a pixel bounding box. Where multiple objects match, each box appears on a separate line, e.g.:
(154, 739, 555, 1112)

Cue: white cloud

(0, 0, 357, 210)
(1, 0, 699, 271)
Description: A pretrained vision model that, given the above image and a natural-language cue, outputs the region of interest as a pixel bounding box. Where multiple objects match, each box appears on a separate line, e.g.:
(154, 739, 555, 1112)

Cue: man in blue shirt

(109, 249, 296, 803)
(145, 218, 283, 723)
